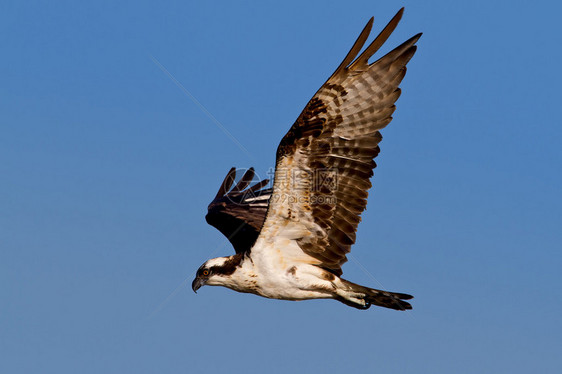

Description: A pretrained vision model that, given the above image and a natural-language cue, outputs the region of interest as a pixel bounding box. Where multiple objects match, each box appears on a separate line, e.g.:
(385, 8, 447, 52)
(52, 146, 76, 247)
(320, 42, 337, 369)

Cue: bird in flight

(193, 8, 421, 310)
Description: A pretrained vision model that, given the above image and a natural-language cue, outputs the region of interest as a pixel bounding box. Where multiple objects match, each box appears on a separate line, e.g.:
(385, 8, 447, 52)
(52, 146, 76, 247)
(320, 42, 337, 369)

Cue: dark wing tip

(214, 167, 237, 199)
(329, 16, 374, 80)
(232, 167, 255, 192)
(350, 7, 409, 70)
(412, 32, 423, 42)
(206, 167, 273, 254)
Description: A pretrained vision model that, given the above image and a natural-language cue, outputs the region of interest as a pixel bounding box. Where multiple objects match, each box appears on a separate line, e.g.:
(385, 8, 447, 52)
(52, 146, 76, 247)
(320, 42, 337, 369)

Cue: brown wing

(206, 168, 272, 254)
(255, 8, 421, 275)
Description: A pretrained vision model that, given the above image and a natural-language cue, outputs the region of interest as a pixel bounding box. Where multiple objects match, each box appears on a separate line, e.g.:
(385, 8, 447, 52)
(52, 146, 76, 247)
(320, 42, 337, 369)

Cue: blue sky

(1, 1, 561, 373)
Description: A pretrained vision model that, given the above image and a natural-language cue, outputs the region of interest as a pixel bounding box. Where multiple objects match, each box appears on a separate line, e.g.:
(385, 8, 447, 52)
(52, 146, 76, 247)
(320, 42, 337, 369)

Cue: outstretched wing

(254, 9, 421, 275)
(206, 167, 272, 254)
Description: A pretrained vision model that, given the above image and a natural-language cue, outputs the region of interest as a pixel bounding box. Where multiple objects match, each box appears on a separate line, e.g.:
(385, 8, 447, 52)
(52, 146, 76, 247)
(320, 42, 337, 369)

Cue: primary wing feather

(255, 9, 421, 275)
(206, 168, 272, 254)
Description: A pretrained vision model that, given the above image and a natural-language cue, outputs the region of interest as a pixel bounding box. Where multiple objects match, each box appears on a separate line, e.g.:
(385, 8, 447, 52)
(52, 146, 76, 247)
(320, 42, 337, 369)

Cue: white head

(191, 254, 243, 292)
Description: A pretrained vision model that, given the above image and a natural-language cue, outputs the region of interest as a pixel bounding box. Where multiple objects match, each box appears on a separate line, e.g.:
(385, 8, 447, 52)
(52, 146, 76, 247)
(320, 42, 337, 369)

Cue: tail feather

(364, 288, 413, 311)
(337, 279, 413, 311)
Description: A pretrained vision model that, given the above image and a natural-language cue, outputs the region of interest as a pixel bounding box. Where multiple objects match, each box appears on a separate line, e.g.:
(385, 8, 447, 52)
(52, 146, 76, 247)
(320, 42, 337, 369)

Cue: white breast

(236, 238, 331, 300)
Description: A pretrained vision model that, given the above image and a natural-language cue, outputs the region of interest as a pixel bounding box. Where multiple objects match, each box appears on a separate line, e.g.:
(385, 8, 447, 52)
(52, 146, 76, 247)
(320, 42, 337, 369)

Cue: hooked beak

(192, 277, 204, 293)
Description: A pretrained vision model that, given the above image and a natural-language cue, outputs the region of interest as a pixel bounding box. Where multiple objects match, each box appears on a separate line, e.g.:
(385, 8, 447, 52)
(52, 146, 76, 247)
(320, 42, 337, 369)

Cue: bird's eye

(202, 269, 209, 276)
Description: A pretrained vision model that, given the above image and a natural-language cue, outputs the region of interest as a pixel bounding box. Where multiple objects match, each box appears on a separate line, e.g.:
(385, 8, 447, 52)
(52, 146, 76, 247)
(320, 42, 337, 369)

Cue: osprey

(193, 9, 421, 310)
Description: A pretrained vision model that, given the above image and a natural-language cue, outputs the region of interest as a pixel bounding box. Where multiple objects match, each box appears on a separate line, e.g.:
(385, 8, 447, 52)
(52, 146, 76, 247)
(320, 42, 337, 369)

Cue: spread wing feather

(206, 168, 272, 254)
(254, 8, 421, 275)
